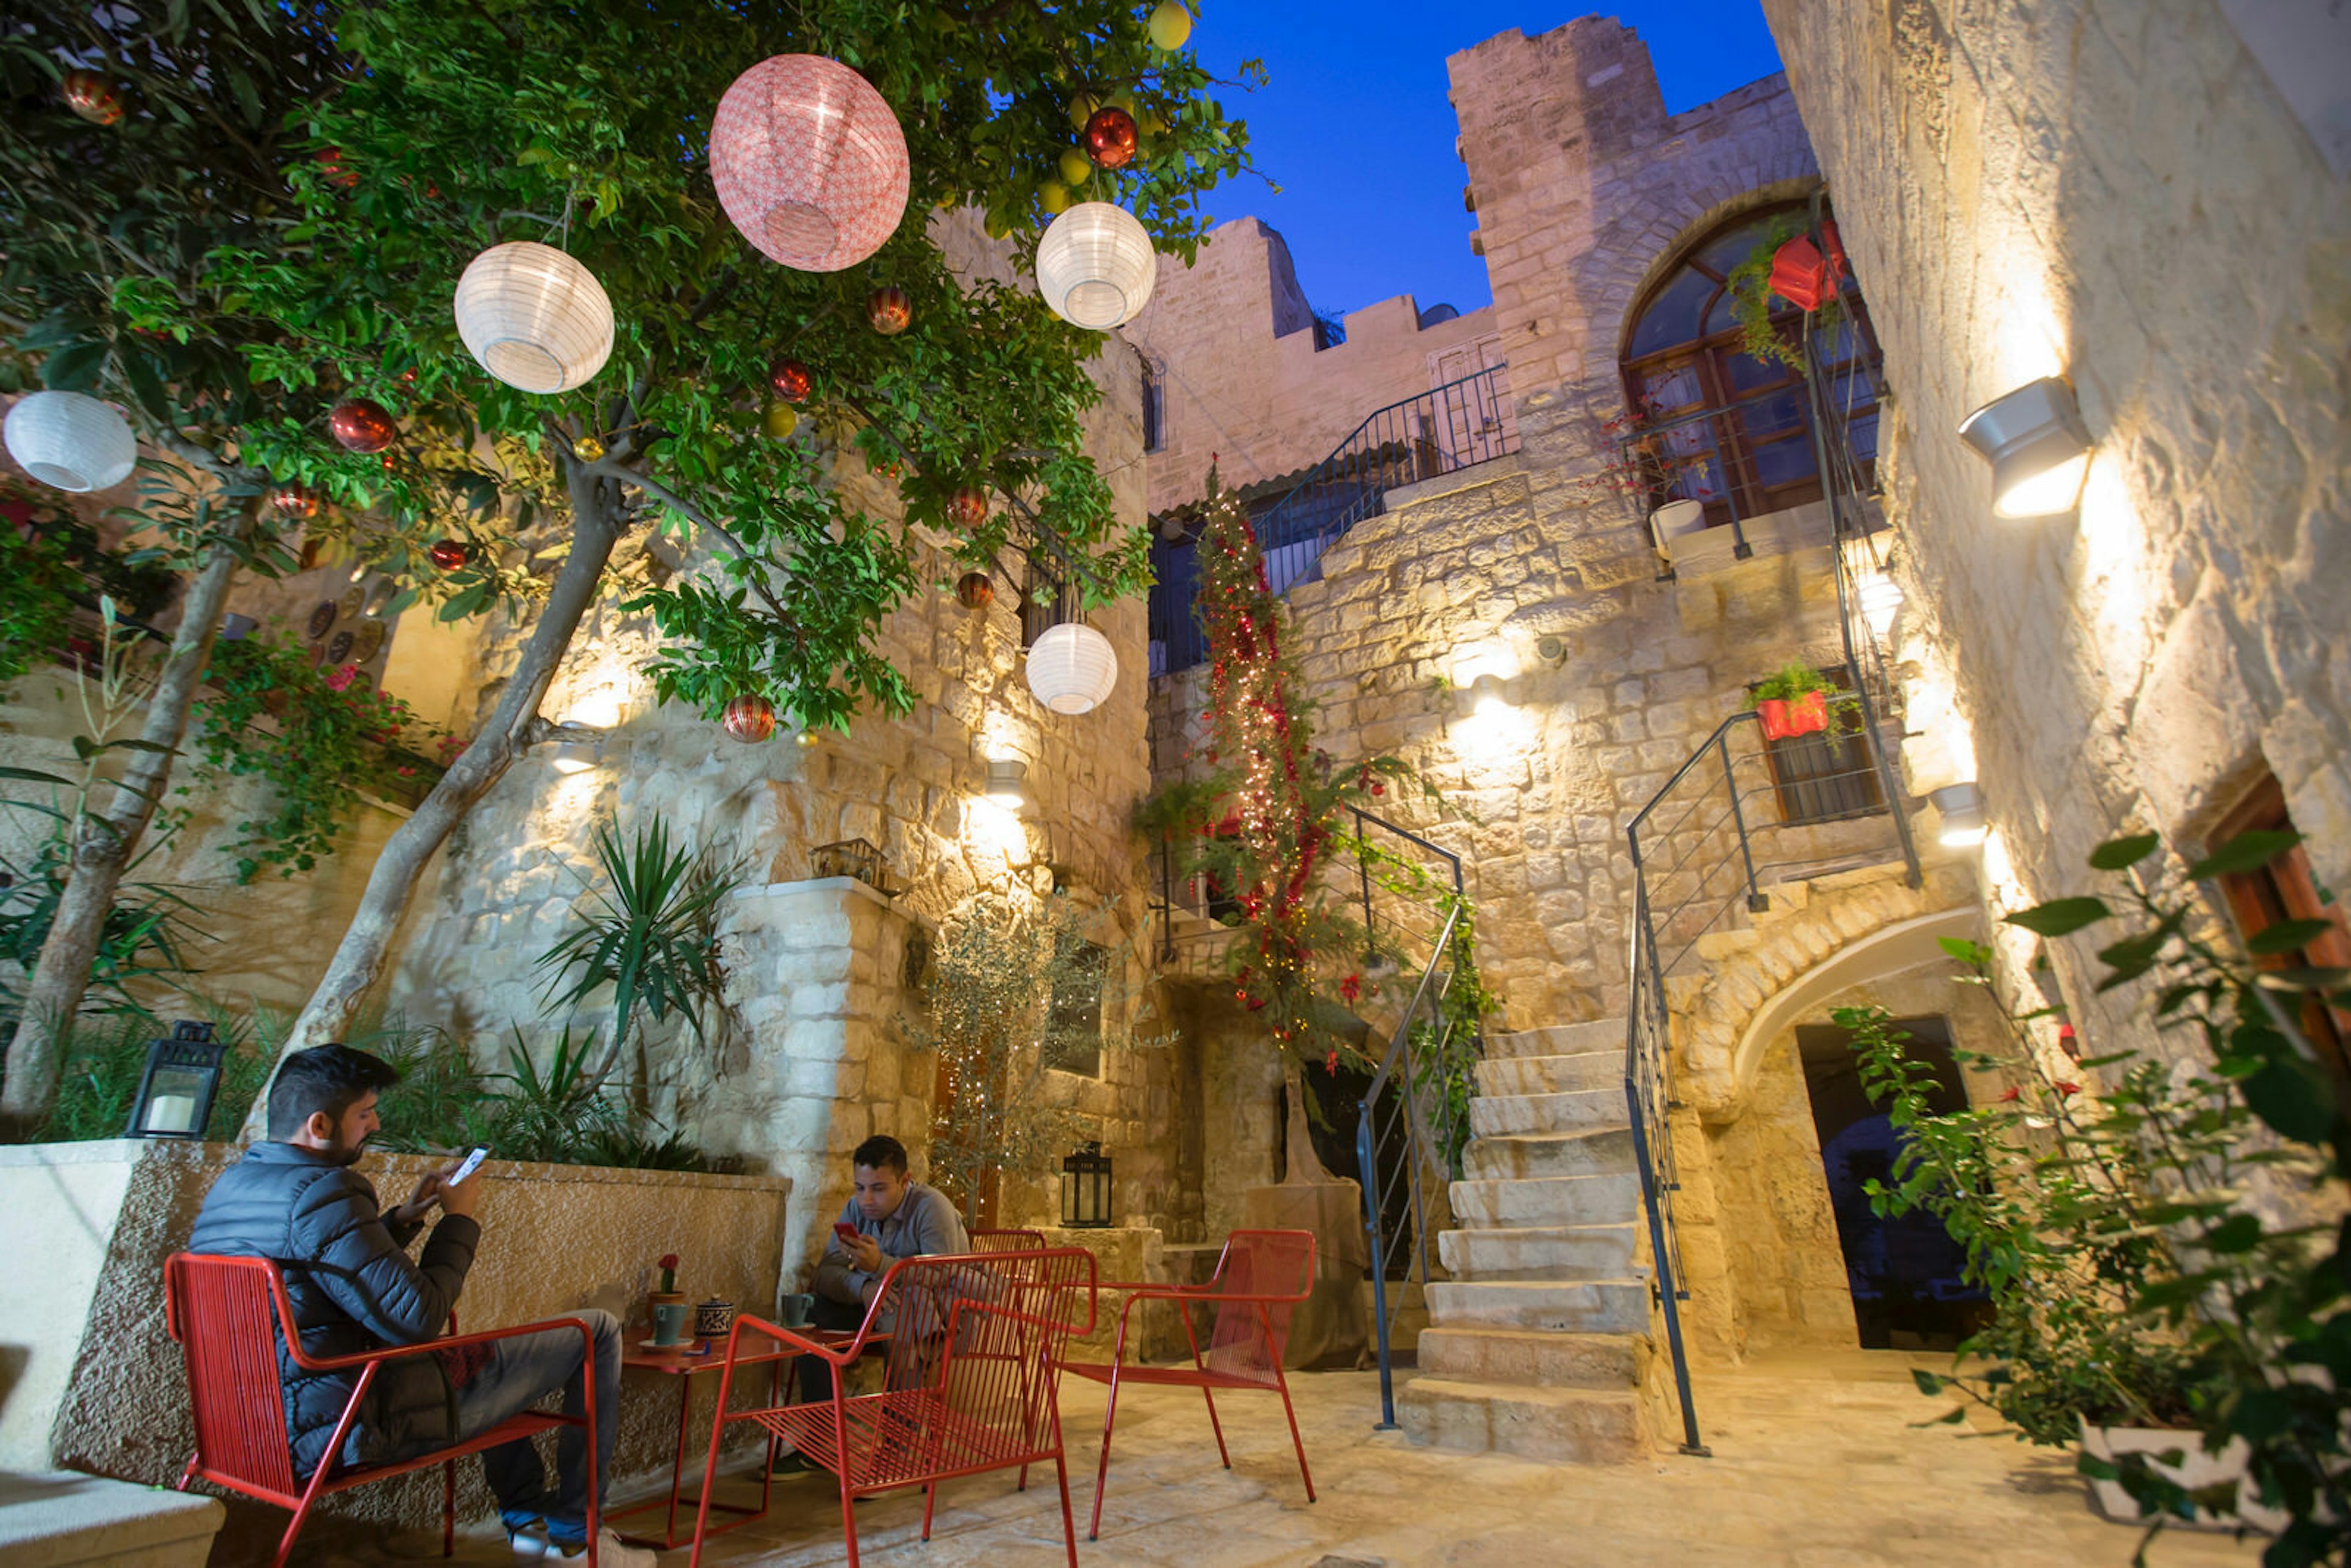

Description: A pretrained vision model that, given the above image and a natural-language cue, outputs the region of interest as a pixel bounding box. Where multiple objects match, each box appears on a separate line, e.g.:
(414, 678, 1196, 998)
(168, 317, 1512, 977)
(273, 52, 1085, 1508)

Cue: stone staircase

(1397, 1017, 1655, 1463)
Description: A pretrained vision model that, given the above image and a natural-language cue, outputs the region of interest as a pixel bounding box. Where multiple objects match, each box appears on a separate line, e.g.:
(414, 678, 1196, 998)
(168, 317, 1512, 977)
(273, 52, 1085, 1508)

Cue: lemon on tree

(1059, 146, 1094, 186)
(1149, 3, 1192, 50)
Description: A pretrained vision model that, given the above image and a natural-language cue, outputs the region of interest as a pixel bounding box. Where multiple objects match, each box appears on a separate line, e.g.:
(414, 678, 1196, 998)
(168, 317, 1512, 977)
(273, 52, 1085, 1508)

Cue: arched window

(1619, 202, 1882, 531)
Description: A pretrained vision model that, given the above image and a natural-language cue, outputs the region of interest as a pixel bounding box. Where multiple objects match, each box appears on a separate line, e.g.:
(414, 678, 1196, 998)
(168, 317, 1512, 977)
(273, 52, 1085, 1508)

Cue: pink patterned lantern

(710, 55, 910, 272)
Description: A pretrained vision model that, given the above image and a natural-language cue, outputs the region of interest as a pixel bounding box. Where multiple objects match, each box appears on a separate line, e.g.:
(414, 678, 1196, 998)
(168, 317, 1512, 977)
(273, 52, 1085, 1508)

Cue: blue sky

(1188, 3, 1785, 318)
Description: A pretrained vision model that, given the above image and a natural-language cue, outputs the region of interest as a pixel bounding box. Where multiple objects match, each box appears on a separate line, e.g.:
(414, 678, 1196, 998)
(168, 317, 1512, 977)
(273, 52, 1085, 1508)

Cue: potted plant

(648, 1251, 687, 1345)
(1753, 662, 1830, 740)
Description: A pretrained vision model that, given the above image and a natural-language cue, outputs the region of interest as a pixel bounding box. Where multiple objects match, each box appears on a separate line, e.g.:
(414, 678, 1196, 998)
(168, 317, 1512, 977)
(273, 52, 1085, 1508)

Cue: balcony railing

(1149, 365, 1517, 676)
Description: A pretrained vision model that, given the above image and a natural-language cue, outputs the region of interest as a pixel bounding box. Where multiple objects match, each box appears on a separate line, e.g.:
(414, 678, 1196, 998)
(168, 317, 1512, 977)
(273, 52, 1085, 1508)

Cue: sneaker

(549, 1526, 657, 1567)
(770, 1446, 819, 1476)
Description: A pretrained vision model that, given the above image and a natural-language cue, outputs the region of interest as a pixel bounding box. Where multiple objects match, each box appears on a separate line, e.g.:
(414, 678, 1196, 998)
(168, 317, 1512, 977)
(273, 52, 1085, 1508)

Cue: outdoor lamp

(4, 390, 137, 493)
(127, 1020, 227, 1139)
(710, 54, 910, 272)
(1956, 377, 2091, 517)
(984, 757, 1027, 808)
(452, 242, 615, 394)
(550, 732, 598, 774)
(1929, 781, 1987, 847)
(1035, 203, 1158, 330)
(1856, 569, 1903, 636)
(1026, 621, 1118, 714)
(1471, 673, 1509, 715)
(1060, 1141, 1112, 1228)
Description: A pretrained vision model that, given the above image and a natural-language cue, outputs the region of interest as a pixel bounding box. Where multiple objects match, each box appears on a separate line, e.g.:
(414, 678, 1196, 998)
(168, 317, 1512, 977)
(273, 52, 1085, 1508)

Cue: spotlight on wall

(1929, 781, 1987, 847)
(549, 731, 598, 774)
(984, 757, 1028, 809)
(1856, 569, 1903, 637)
(1957, 377, 2091, 518)
(1471, 673, 1510, 716)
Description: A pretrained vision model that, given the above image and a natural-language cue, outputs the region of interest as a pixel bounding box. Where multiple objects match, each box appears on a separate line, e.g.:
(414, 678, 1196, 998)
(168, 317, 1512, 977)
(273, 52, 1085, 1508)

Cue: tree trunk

(242, 473, 623, 1135)
(0, 510, 256, 1134)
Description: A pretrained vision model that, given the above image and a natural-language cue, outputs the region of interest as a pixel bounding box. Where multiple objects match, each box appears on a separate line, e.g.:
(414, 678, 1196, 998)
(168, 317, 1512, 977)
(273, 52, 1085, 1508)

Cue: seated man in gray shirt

(776, 1133, 969, 1472)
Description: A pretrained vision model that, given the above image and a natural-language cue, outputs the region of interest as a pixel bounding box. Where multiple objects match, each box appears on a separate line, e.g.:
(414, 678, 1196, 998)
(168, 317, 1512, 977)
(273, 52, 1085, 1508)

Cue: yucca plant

(535, 820, 746, 1086)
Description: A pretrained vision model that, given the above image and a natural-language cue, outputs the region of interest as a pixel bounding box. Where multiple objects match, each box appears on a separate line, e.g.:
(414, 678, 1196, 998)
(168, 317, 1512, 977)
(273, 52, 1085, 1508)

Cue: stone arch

(1613, 174, 1827, 362)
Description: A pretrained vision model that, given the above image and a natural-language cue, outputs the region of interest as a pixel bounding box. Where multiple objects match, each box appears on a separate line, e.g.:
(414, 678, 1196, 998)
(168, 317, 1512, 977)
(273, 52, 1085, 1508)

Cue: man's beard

(326, 1135, 367, 1166)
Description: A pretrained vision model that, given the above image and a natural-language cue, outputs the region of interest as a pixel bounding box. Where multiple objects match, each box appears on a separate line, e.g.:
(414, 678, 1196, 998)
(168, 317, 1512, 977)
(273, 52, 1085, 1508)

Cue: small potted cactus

(648, 1252, 688, 1346)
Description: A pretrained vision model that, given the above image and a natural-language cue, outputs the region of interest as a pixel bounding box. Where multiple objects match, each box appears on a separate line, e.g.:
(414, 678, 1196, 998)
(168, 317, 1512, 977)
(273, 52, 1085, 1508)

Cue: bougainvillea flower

(1997, 1086, 2021, 1103)
(324, 663, 358, 692)
(2055, 1081, 2082, 1097)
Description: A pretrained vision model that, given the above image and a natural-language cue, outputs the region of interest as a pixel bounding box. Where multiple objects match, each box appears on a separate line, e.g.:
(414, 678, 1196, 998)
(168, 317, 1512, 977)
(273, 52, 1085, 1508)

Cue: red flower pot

(1768, 233, 1846, 312)
(1757, 689, 1828, 741)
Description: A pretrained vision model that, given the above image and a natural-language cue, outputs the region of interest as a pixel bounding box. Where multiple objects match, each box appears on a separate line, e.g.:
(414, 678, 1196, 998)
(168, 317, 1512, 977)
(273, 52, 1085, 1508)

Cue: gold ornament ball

(762, 403, 800, 440)
(794, 729, 820, 749)
(1149, 2, 1193, 50)
(1057, 148, 1093, 187)
(572, 435, 606, 462)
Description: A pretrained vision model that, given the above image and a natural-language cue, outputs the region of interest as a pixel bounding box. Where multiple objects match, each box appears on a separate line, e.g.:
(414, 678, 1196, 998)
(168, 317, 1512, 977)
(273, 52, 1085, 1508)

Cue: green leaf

(2249, 920, 2339, 955)
(2088, 833, 2161, 871)
(2186, 830, 2300, 880)
(1910, 1368, 1946, 1395)
(2004, 898, 2112, 938)
(40, 342, 110, 391)
(2240, 1059, 2336, 1144)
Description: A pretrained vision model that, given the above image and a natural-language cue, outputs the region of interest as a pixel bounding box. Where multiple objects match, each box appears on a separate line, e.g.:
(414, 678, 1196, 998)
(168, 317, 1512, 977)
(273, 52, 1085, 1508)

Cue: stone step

(1426, 1279, 1649, 1335)
(1450, 1171, 1640, 1228)
(1437, 1223, 1639, 1281)
(1469, 1089, 1622, 1138)
(1398, 1378, 1646, 1463)
(1416, 1326, 1645, 1389)
(1485, 1020, 1622, 1060)
(1475, 1051, 1619, 1098)
(1464, 1125, 1637, 1181)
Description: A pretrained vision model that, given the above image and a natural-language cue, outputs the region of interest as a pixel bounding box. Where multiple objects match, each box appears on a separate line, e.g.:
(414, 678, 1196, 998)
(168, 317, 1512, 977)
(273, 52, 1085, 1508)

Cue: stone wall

(1127, 219, 1504, 515)
(1760, 0, 2351, 1065)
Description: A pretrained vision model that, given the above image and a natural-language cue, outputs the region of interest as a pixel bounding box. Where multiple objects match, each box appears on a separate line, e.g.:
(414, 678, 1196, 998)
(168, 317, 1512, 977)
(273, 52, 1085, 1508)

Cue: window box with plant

(1753, 662, 1831, 740)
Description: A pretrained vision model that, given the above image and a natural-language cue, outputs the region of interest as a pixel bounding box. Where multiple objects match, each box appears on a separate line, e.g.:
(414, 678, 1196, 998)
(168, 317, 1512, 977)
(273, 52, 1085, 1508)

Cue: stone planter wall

(0, 1138, 788, 1530)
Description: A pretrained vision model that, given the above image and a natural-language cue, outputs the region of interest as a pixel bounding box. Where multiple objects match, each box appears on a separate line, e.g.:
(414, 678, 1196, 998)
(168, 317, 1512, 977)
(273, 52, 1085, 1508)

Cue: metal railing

(1149, 365, 1518, 675)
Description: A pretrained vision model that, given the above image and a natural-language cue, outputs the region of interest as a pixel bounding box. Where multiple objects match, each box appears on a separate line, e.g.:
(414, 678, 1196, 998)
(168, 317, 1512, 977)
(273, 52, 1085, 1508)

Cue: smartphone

(448, 1145, 490, 1185)
(833, 1221, 862, 1245)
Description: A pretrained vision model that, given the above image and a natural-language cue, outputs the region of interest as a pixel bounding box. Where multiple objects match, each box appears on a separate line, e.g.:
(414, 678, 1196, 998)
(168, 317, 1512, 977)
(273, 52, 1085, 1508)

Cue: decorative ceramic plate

(326, 630, 354, 664)
(337, 583, 367, 620)
(350, 619, 386, 663)
(307, 601, 337, 639)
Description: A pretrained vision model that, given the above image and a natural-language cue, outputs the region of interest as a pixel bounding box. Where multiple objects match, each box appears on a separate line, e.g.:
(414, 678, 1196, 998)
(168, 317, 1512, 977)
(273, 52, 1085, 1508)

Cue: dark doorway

(1794, 1016, 1989, 1351)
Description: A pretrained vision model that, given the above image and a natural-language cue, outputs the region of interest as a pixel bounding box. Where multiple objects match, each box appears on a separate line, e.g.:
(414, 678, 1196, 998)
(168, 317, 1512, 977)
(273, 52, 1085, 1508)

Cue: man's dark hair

(266, 1044, 400, 1141)
(852, 1134, 909, 1175)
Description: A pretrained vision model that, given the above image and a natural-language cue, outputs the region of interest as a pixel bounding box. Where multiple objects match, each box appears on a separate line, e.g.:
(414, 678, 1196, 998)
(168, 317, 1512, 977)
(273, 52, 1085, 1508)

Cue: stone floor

(296, 1353, 2261, 1567)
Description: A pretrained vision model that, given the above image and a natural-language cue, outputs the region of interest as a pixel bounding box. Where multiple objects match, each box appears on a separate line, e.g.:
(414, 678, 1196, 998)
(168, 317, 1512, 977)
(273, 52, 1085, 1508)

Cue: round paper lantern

(722, 693, 777, 742)
(453, 242, 615, 394)
(1084, 107, 1138, 170)
(955, 571, 994, 609)
(710, 55, 910, 272)
(428, 539, 470, 569)
(1026, 621, 1117, 715)
(329, 399, 398, 454)
(768, 356, 812, 402)
(4, 391, 137, 492)
(62, 71, 124, 126)
(762, 403, 800, 440)
(1035, 203, 1157, 331)
(946, 487, 989, 527)
(868, 285, 912, 335)
(270, 482, 320, 520)
(1149, 2, 1193, 50)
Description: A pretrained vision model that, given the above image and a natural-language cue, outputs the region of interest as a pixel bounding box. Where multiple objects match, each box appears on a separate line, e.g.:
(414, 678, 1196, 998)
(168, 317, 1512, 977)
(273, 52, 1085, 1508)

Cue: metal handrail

(1149, 365, 1518, 675)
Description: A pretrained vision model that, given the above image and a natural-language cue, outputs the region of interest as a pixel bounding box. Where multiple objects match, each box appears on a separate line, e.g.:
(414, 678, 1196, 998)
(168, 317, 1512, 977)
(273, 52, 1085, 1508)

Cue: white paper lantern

(1035, 203, 1157, 330)
(452, 242, 615, 394)
(4, 391, 137, 492)
(1026, 621, 1118, 715)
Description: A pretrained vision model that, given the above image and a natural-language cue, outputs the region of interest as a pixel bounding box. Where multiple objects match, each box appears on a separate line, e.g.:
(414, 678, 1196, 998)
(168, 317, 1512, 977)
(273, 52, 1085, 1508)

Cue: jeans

(444, 1308, 622, 1539)
(797, 1294, 869, 1404)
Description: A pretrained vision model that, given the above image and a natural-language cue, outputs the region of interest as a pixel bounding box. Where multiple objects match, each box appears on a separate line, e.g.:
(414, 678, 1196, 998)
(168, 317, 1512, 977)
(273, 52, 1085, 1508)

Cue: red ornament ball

(1083, 107, 1139, 170)
(945, 486, 989, 527)
(721, 693, 777, 743)
(954, 571, 994, 609)
(329, 399, 397, 454)
(313, 148, 360, 189)
(62, 71, 124, 127)
(428, 539, 470, 570)
(270, 482, 320, 521)
(867, 285, 912, 336)
(767, 357, 813, 402)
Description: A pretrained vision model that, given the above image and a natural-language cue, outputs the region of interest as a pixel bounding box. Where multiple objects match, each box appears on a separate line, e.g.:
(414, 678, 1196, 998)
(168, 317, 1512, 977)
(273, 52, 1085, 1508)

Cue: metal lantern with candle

(127, 1020, 227, 1139)
(1060, 1141, 1113, 1228)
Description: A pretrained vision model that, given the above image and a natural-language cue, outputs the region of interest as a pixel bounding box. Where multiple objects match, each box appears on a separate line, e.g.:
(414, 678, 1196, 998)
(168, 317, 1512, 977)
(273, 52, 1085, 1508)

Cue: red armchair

(163, 1252, 605, 1567)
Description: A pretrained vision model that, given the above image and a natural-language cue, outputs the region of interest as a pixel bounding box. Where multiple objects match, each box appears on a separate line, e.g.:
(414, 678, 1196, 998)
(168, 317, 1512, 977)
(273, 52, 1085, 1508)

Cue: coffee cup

(779, 1291, 816, 1329)
(651, 1300, 691, 1348)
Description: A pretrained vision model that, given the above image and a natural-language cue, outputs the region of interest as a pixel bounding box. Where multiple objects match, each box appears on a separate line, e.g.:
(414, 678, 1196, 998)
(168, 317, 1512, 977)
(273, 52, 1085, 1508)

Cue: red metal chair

(689, 1246, 1097, 1568)
(969, 1226, 1047, 1251)
(163, 1252, 604, 1567)
(1062, 1228, 1318, 1540)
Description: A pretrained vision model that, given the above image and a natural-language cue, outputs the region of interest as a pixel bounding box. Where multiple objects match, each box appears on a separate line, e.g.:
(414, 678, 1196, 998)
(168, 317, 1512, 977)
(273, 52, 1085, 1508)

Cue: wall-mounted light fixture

(985, 757, 1028, 809)
(1957, 376, 2091, 517)
(1470, 673, 1510, 716)
(1929, 781, 1987, 847)
(1855, 569, 1903, 637)
(549, 729, 599, 774)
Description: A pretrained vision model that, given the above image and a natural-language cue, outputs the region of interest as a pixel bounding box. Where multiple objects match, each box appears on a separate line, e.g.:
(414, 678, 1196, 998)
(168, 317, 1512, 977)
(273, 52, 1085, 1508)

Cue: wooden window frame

(2210, 776, 2351, 1075)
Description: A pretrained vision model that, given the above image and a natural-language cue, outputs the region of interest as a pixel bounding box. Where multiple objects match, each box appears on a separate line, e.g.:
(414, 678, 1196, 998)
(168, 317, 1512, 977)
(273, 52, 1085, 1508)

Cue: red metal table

(611, 1329, 856, 1550)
